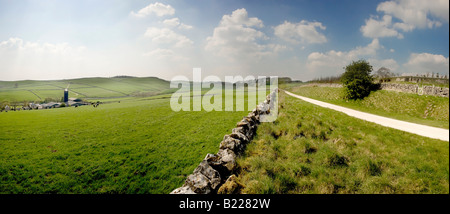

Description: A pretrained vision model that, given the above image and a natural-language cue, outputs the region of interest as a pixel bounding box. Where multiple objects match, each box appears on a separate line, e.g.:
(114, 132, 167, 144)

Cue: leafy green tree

(341, 60, 374, 100)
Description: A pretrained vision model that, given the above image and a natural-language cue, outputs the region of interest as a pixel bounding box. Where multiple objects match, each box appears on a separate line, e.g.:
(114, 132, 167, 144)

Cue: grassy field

(0, 77, 172, 103)
(1, 78, 447, 194)
(284, 84, 449, 129)
(236, 92, 449, 194)
(0, 86, 270, 193)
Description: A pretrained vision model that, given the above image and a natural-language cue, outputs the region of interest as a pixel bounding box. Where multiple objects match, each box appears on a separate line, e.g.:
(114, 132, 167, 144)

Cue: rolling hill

(0, 76, 172, 103)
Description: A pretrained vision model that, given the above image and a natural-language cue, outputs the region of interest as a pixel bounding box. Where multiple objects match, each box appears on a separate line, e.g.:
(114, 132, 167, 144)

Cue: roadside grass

(236, 92, 449, 194)
(0, 88, 267, 193)
(285, 85, 449, 129)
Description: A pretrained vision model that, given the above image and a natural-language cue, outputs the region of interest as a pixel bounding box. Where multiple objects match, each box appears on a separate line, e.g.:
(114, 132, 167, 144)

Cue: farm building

(41, 102, 61, 109)
(68, 98, 88, 107)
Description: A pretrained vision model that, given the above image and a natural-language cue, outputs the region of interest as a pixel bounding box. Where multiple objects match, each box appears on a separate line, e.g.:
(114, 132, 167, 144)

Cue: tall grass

(236, 93, 449, 194)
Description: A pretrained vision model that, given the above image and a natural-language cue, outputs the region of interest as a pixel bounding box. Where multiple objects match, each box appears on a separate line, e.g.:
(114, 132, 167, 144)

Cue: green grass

(0, 77, 170, 103)
(69, 87, 125, 98)
(236, 92, 449, 194)
(285, 85, 449, 129)
(0, 90, 40, 102)
(0, 88, 267, 193)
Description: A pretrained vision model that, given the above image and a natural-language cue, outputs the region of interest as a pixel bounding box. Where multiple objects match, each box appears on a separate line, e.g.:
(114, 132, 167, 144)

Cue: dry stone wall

(380, 83, 449, 98)
(170, 89, 278, 194)
(304, 83, 449, 98)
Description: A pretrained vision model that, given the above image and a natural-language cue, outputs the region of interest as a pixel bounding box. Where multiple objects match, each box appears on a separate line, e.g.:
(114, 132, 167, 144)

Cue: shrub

(341, 60, 374, 100)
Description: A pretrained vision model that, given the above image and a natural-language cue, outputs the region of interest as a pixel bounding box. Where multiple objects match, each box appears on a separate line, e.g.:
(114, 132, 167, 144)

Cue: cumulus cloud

(403, 53, 449, 75)
(274, 20, 327, 44)
(131, 2, 175, 18)
(162, 18, 180, 27)
(205, 8, 285, 61)
(361, 0, 449, 39)
(377, 0, 448, 29)
(361, 15, 404, 39)
(144, 27, 193, 48)
(219, 8, 264, 28)
(178, 23, 193, 30)
(162, 18, 193, 30)
(306, 39, 398, 76)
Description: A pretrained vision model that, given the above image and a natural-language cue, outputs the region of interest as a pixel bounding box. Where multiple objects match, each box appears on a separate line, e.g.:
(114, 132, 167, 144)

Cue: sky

(0, 0, 448, 81)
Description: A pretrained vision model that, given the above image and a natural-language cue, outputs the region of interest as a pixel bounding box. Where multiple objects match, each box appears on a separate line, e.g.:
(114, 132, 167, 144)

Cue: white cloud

(144, 27, 193, 48)
(377, 0, 448, 29)
(205, 8, 285, 61)
(162, 18, 193, 30)
(131, 2, 175, 18)
(392, 22, 415, 32)
(0, 37, 86, 56)
(349, 38, 382, 56)
(360, 15, 404, 39)
(178, 23, 193, 30)
(274, 20, 327, 44)
(403, 53, 449, 75)
(0, 37, 88, 80)
(162, 18, 180, 27)
(306, 39, 398, 76)
(361, 0, 449, 39)
(219, 8, 264, 28)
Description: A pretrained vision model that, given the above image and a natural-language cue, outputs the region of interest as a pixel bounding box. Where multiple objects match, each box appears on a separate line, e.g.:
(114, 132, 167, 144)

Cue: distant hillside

(0, 77, 171, 103)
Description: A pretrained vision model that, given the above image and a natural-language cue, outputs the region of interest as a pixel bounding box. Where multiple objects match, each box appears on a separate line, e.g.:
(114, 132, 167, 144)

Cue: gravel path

(283, 90, 449, 142)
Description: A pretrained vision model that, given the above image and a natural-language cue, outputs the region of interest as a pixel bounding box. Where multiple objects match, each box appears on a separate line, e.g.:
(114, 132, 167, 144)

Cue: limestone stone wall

(170, 89, 278, 194)
(380, 83, 449, 98)
(303, 83, 449, 98)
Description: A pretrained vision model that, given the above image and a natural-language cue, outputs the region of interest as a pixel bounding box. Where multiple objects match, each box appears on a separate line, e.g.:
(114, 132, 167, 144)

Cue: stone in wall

(170, 186, 195, 194)
(217, 174, 244, 194)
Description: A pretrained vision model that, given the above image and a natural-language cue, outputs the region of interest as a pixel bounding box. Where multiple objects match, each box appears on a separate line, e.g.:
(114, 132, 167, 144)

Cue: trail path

(283, 90, 449, 142)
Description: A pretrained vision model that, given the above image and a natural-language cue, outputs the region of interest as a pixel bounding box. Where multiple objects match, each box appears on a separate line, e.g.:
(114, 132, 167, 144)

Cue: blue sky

(0, 0, 448, 81)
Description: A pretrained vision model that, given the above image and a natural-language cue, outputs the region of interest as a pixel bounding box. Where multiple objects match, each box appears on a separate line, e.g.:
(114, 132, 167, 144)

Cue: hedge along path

(283, 90, 449, 142)
(171, 89, 278, 194)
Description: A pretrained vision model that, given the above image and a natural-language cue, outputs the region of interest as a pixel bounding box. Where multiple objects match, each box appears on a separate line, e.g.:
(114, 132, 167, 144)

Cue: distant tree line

(310, 75, 342, 83)
(112, 75, 136, 78)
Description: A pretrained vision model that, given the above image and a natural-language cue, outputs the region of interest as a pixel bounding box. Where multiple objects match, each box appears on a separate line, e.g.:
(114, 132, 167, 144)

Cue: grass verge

(285, 85, 449, 129)
(236, 92, 449, 194)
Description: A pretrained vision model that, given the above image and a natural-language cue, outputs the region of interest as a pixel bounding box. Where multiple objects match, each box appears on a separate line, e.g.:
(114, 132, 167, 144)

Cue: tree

(341, 59, 374, 100)
(375, 67, 393, 82)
